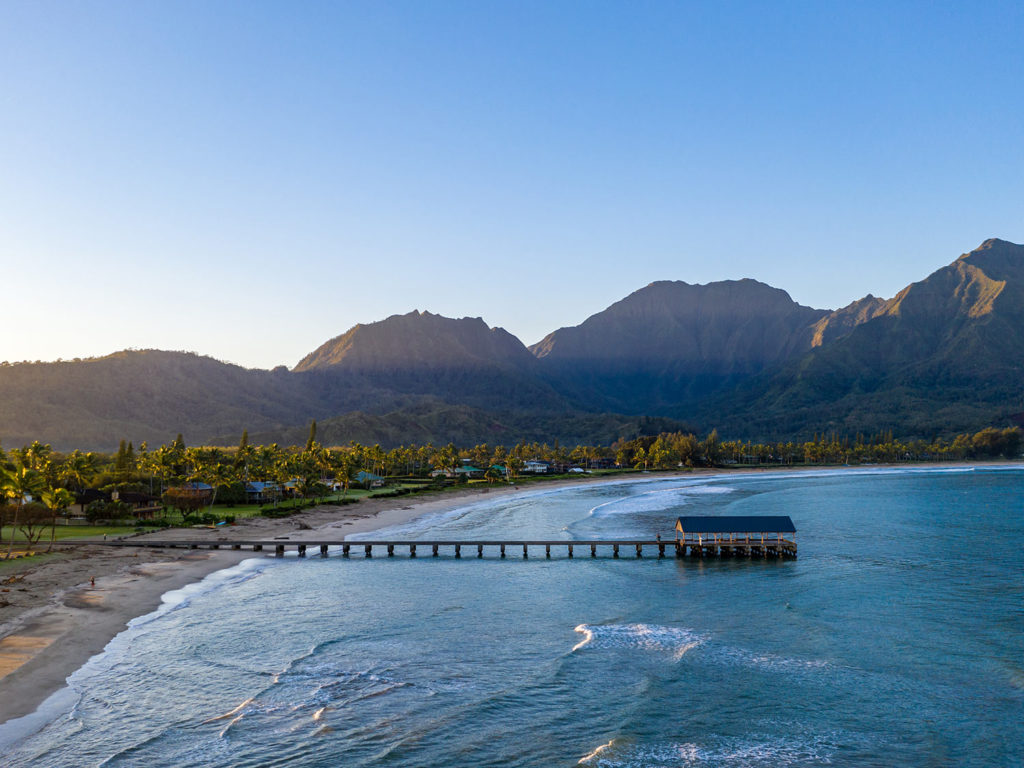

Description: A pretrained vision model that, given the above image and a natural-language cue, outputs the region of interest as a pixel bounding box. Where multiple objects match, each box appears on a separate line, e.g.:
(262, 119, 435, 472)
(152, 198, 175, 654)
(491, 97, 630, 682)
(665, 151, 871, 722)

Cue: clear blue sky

(2, 1, 1022, 369)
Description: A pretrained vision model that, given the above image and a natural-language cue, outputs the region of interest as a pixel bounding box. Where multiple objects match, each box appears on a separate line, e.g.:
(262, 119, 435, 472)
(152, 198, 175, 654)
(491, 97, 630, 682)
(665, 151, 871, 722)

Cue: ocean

(5, 466, 1023, 767)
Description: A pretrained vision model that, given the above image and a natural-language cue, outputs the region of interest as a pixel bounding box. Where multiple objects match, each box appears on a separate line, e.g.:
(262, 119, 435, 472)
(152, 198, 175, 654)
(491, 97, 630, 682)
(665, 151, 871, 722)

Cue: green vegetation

(1, 423, 1019, 558)
(0, 525, 136, 543)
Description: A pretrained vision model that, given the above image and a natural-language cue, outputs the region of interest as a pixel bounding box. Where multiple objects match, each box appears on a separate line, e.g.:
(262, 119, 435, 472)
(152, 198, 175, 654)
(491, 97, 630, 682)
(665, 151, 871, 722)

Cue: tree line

(1, 422, 1020, 557)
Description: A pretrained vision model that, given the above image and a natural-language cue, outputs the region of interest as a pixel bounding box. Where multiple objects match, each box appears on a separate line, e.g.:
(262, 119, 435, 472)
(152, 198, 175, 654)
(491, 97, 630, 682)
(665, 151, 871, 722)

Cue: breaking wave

(577, 726, 864, 767)
(572, 624, 705, 660)
(571, 623, 834, 675)
(588, 486, 735, 518)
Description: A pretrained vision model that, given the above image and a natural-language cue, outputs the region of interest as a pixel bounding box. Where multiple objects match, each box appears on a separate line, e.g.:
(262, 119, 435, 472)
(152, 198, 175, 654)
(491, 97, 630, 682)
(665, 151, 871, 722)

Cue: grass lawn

(0, 525, 137, 543)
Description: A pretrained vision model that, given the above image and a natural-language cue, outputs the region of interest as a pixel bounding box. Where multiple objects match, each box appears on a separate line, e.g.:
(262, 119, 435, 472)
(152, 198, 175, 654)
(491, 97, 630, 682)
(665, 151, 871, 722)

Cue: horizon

(0, 233, 1014, 370)
(2, 233, 1015, 370)
(3, 2, 1023, 369)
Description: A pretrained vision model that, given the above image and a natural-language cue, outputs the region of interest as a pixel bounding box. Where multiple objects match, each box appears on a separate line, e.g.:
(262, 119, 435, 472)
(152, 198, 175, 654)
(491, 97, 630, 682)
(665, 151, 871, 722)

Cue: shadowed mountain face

(0, 351, 320, 449)
(530, 279, 829, 414)
(295, 310, 538, 372)
(1, 240, 1021, 449)
(702, 239, 1024, 438)
(294, 310, 568, 413)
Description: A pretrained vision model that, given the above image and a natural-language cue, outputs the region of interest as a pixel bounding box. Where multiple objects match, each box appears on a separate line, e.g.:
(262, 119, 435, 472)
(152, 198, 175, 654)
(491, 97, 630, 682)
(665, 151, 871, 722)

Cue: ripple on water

(577, 725, 874, 767)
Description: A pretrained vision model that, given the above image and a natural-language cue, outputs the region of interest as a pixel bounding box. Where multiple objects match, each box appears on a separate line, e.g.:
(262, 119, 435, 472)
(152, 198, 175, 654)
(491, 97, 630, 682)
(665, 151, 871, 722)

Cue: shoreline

(0, 461, 1018, 733)
(0, 477, 589, 728)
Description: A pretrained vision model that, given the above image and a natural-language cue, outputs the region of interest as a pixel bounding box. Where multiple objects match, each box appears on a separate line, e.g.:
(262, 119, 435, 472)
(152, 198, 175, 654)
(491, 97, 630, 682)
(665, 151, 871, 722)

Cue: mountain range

(2, 238, 1022, 450)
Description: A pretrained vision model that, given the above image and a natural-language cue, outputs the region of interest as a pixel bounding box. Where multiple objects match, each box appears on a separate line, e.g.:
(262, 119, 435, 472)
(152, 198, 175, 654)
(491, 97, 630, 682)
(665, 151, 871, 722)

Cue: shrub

(84, 499, 134, 522)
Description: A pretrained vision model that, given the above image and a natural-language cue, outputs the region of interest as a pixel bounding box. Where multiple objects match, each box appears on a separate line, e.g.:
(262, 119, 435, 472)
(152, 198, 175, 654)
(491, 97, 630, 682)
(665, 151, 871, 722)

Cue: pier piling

(99, 534, 795, 561)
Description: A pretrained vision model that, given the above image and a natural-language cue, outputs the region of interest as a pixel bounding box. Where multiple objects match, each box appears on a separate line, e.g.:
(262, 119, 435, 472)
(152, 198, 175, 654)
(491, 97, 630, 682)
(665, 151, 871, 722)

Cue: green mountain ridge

(698, 238, 1024, 438)
(1, 239, 1021, 449)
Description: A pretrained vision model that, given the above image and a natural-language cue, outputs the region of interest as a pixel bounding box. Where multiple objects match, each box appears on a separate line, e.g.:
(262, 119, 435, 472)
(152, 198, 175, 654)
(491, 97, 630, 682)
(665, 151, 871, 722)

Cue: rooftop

(675, 515, 796, 534)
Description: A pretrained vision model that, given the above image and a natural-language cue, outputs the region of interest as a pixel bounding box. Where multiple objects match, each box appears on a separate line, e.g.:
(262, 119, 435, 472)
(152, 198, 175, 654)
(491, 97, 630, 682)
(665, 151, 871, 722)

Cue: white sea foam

(202, 659, 411, 740)
(128, 556, 270, 629)
(587, 485, 735, 518)
(0, 555, 272, 753)
(572, 623, 835, 676)
(578, 738, 617, 763)
(345, 482, 603, 540)
(577, 728, 853, 767)
(572, 624, 705, 660)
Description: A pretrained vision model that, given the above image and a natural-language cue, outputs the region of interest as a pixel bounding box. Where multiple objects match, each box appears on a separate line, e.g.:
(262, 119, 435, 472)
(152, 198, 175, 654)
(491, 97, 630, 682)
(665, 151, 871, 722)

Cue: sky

(2, 1, 1022, 369)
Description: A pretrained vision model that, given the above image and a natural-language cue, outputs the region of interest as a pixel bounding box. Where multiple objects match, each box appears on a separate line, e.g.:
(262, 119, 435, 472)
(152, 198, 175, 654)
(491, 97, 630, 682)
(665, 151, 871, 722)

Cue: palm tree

(61, 450, 97, 494)
(336, 453, 360, 497)
(1, 464, 45, 559)
(40, 487, 75, 552)
(200, 460, 236, 512)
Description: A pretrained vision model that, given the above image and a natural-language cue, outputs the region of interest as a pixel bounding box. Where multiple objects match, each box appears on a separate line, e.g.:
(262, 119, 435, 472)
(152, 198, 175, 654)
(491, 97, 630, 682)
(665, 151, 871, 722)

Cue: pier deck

(96, 538, 796, 559)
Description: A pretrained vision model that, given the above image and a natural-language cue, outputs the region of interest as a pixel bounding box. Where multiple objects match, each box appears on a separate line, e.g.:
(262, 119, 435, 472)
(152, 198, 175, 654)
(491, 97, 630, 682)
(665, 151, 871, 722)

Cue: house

(116, 491, 163, 518)
(356, 471, 385, 488)
(245, 481, 279, 504)
(454, 465, 485, 479)
(523, 460, 551, 474)
(75, 488, 110, 513)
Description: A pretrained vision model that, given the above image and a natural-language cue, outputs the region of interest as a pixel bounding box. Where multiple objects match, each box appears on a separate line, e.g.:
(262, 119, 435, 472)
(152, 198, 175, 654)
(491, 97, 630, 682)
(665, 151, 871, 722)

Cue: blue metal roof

(675, 515, 796, 533)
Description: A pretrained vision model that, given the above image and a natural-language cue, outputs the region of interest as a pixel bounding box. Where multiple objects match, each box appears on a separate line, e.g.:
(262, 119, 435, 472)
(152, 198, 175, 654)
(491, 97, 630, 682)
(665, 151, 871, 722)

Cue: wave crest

(588, 485, 735, 518)
(572, 624, 704, 660)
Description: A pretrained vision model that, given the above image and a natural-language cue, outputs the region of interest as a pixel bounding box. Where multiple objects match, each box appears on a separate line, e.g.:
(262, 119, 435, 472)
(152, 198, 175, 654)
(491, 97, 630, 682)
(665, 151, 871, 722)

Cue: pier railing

(96, 538, 796, 559)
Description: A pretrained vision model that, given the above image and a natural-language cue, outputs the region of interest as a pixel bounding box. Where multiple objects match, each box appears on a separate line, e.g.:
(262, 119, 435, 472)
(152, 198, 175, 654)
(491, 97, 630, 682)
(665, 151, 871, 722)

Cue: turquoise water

(5, 467, 1023, 767)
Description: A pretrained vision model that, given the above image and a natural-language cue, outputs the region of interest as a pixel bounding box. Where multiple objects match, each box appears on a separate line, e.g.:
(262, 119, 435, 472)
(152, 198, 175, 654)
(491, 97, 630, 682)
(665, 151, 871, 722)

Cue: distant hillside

(0, 350, 320, 449)
(531, 279, 828, 413)
(2, 239, 1022, 449)
(295, 310, 568, 413)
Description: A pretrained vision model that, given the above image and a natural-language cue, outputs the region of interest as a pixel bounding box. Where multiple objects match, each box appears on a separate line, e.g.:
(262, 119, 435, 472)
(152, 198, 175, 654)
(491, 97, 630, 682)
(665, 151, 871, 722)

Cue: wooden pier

(98, 536, 795, 559)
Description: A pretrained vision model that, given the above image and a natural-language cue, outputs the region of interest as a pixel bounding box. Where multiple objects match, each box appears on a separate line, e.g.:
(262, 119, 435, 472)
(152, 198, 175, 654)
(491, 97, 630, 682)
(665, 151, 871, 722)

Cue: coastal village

(1, 425, 1018, 550)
